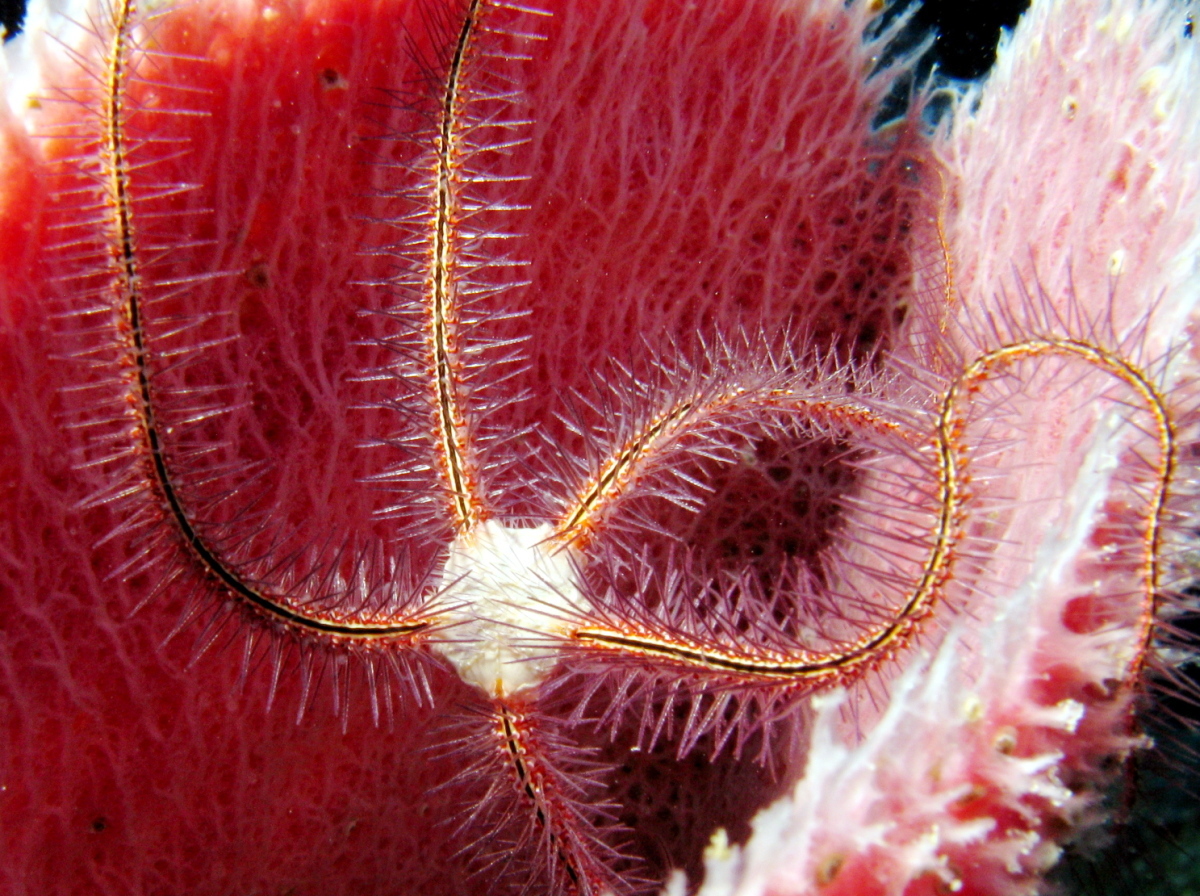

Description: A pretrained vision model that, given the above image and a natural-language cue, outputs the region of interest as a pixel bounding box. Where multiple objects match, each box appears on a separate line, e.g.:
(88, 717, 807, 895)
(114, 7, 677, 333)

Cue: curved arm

(565, 336, 1175, 693)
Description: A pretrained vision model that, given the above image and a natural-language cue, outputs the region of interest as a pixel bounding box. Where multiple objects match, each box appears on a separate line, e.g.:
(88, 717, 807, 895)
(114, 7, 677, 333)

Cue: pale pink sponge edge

(683, 2, 1200, 895)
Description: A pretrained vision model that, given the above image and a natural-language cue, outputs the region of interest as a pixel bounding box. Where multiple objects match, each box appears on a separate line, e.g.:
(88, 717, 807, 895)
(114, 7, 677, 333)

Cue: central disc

(432, 521, 585, 696)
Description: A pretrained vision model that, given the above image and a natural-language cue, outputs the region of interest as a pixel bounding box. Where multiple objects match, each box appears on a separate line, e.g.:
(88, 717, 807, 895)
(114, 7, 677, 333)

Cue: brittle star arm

(428, 0, 486, 531)
(551, 385, 943, 688)
(102, 0, 438, 642)
(950, 337, 1175, 675)
(552, 341, 1175, 690)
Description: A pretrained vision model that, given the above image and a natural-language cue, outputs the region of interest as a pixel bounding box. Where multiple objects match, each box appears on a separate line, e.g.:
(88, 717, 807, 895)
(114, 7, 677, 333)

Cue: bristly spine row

(560, 334, 1180, 689)
(496, 701, 612, 895)
(102, 0, 436, 643)
(430, 0, 484, 531)
(943, 335, 1177, 676)
(558, 383, 946, 686)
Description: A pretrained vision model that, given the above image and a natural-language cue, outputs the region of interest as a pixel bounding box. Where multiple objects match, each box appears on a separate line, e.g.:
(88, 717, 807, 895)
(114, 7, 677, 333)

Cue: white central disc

(430, 520, 586, 697)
